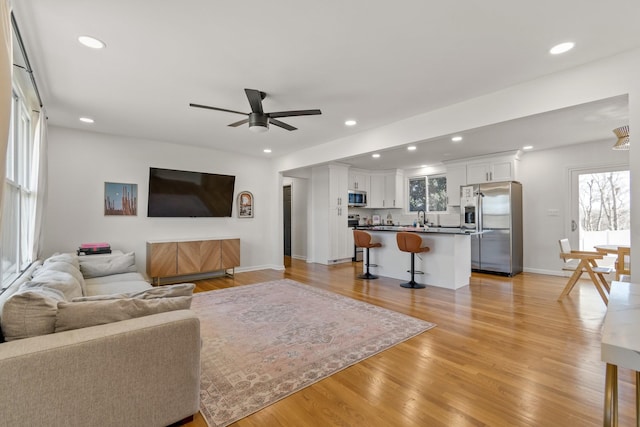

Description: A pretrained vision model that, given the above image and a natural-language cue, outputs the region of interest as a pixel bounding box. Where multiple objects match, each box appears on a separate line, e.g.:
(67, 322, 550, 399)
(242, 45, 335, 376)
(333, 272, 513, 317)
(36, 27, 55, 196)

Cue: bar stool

(396, 232, 430, 289)
(353, 230, 382, 279)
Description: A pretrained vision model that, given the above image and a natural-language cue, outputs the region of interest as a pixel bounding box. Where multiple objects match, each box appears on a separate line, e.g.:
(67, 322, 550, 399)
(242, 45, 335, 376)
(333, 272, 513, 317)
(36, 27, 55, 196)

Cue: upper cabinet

(445, 152, 520, 190)
(348, 170, 369, 192)
(466, 158, 516, 184)
(368, 170, 404, 209)
(445, 164, 467, 206)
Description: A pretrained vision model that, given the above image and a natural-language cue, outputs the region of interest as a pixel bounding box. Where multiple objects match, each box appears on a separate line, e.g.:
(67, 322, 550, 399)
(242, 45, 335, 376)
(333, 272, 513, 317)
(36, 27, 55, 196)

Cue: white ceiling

(12, 1, 640, 170)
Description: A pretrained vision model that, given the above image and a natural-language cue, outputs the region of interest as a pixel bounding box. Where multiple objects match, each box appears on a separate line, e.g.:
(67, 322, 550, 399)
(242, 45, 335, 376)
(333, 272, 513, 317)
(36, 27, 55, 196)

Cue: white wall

(44, 126, 281, 273)
(519, 140, 629, 275)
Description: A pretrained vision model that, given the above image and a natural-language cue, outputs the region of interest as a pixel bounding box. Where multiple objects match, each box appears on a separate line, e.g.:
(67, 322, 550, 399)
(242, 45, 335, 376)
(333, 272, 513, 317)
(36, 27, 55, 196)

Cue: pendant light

(612, 125, 630, 150)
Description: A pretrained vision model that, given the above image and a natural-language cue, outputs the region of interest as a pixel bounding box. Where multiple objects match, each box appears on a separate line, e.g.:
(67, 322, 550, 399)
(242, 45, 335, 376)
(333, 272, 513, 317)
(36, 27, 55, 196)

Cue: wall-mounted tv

(147, 167, 235, 217)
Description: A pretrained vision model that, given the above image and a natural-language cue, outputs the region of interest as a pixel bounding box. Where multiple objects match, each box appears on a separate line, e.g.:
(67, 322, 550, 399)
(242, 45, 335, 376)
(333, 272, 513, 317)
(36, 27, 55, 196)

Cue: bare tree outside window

(408, 177, 426, 212)
(579, 171, 630, 231)
(428, 176, 447, 212)
(408, 175, 447, 212)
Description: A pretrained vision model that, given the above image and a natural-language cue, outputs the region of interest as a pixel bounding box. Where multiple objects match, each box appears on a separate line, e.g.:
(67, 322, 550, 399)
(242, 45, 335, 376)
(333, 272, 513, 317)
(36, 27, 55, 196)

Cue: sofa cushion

(73, 283, 195, 302)
(1, 287, 66, 341)
(54, 296, 192, 332)
(84, 280, 153, 297)
(28, 270, 83, 300)
(79, 252, 137, 278)
(83, 272, 146, 286)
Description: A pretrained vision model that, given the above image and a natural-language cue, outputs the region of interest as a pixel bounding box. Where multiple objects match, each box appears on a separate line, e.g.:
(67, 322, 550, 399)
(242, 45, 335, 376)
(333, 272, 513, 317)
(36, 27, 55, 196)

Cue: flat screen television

(147, 167, 235, 217)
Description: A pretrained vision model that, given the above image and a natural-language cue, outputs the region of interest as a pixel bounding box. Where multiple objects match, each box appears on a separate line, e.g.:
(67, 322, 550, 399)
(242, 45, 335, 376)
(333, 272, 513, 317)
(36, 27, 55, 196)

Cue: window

(1, 88, 36, 288)
(576, 169, 630, 251)
(408, 175, 447, 213)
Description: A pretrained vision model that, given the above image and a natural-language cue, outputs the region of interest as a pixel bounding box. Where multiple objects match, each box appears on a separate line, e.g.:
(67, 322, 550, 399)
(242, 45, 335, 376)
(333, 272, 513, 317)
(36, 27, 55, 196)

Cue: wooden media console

(146, 238, 240, 285)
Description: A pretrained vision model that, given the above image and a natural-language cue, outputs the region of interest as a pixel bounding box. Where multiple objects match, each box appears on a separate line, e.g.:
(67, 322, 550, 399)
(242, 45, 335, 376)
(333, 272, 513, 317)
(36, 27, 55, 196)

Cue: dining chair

(615, 246, 630, 281)
(558, 238, 613, 305)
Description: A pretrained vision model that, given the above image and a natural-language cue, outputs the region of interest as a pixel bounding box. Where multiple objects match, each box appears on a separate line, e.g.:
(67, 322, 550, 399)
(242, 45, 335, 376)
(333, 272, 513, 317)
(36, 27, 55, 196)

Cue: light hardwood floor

(183, 259, 633, 426)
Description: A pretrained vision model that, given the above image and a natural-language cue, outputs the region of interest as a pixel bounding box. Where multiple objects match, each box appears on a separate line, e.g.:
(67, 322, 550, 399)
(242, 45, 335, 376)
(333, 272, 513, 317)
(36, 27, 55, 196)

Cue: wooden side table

(601, 281, 640, 426)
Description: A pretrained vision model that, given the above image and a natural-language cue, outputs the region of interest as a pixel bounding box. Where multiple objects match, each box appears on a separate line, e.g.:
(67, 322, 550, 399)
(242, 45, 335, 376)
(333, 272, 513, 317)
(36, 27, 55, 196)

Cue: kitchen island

(359, 226, 475, 290)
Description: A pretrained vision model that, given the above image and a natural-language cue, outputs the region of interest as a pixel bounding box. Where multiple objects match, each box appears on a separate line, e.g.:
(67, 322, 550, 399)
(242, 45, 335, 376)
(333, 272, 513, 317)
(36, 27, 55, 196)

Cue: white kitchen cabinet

(466, 157, 518, 184)
(368, 170, 403, 209)
(348, 170, 369, 192)
(446, 164, 467, 206)
(311, 164, 351, 264)
(384, 170, 404, 208)
(368, 174, 385, 208)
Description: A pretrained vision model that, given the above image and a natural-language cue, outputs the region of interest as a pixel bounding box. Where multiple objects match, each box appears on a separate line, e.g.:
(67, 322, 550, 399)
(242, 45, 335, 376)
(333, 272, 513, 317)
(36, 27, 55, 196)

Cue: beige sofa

(0, 253, 201, 427)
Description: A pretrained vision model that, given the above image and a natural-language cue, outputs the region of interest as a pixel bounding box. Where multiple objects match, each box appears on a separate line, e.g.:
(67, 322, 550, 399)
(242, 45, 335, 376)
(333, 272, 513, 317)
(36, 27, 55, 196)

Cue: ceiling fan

(189, 88, 322, 132)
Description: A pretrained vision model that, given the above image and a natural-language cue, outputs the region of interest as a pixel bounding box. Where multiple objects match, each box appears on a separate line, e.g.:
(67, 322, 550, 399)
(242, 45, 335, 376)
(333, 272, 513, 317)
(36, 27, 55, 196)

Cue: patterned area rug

(190, 279, 436, 427)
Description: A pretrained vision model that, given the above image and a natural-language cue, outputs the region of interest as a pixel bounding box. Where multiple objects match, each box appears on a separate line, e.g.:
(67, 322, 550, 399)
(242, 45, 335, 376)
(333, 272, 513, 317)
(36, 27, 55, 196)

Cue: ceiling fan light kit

(612, 125, 630, 150)
(190, 88, 321, 132)
(249, 113, 269, 132)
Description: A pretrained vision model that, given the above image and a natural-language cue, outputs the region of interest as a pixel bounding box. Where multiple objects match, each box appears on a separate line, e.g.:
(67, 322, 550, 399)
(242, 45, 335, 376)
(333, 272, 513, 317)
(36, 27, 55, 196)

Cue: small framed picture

(237, 191, 254, 218)
(104, 182, 138, 216)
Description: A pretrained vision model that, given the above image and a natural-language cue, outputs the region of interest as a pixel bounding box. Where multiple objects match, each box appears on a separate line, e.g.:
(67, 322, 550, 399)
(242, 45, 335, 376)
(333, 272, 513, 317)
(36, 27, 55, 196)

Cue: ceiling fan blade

(228, 118, 249, 127)
(267, 109, 322, 119)
(269, 118, 297, 131)
(189, 103, 247, 116)
(244, 89, 264, 115)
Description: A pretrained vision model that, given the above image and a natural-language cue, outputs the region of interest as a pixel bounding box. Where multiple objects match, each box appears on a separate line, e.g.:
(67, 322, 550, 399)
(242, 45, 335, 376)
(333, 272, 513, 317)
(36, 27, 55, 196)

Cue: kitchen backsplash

(348, 206, 461, 226)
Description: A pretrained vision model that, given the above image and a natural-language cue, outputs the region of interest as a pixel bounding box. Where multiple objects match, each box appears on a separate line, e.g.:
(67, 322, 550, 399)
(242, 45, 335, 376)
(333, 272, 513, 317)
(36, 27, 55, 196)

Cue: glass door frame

(568, 163, 630, 251)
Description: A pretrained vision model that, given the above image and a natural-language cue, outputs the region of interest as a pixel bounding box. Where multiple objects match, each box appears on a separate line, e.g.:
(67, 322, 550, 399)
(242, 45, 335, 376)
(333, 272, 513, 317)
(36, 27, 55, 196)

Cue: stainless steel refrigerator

(460, 181, 523, 276)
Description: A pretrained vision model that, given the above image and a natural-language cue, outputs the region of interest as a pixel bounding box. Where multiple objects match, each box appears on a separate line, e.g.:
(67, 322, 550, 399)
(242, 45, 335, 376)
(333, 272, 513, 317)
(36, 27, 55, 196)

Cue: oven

(348, 215, 363, 262)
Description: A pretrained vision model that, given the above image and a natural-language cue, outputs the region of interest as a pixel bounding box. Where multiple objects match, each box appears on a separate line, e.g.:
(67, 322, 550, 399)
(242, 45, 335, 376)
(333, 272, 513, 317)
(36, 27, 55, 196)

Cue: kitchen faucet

(417, 210, 426, 226)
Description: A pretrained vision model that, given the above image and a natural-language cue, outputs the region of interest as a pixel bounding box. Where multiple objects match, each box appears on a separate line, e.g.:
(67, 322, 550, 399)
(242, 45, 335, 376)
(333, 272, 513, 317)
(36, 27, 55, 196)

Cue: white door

(569, 166, 630, 255)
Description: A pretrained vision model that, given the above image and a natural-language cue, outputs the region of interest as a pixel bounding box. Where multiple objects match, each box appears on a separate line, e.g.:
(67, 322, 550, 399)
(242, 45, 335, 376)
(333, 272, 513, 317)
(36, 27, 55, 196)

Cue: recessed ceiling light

(407, 145, 417, 151)
(372, 153, 380, 158)
(263, 148, 272, 153)
(451, 136, 463, 142)
(345, 119, 357, 126)
(549, 42, 574, 55)
(79, 117, 94, 124)
(78, 35, 106, 49)
(522, 145, 533, 150)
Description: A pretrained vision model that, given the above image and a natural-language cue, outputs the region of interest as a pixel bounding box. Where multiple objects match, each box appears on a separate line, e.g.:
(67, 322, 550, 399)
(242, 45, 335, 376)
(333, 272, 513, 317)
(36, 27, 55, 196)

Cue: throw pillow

(54, 296, 192, 332)
(22, 274, 83, 301)
(44, 252, 80, 269)
(72, 283, 195, 302)
(35, 260, 86, 290)
(79, 252, 137, 279)
(1, 287, 66, 341)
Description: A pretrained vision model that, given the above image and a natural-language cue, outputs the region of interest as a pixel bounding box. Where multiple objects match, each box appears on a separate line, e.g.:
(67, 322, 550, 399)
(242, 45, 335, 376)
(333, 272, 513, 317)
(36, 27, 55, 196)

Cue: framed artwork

(104, 182, 138, 216)
(238, 191, 254, 218)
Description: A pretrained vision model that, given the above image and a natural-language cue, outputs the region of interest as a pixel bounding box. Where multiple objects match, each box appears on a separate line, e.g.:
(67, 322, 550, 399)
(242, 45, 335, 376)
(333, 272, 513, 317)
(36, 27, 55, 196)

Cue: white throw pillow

(34, 262, 85, 294)
(24, 273, 83, 301)
(44, 253, 80, 269)
(79, 252, 137, 278)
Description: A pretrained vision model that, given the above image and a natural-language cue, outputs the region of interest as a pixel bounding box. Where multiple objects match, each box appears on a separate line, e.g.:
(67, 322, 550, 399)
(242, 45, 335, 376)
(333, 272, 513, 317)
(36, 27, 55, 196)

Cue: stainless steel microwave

(348, 190, 367, 207)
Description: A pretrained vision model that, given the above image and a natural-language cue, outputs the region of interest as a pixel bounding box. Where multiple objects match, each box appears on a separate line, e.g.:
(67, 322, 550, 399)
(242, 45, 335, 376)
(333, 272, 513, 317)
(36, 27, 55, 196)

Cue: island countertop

(357, 225, 479, 235)
(357, 227, 472, 289)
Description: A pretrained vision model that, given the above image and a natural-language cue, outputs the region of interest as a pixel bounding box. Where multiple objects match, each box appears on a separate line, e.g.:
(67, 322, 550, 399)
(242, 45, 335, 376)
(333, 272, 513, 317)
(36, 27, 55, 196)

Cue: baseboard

(235, 264, 285, 272)
(523, 267, 565, 277)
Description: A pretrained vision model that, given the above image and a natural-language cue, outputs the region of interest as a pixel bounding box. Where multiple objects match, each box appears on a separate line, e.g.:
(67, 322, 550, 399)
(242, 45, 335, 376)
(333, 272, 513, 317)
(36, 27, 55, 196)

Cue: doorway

(569, 166, 630, 255)
(283, 185, 292, 267)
